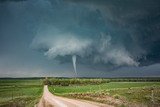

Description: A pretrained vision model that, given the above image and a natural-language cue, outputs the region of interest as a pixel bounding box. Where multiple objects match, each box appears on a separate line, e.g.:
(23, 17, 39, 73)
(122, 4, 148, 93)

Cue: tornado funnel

(72, 55, 77, 76)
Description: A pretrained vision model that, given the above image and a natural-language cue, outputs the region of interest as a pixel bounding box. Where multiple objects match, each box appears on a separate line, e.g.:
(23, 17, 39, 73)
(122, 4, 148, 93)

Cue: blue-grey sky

(0, 0, 160, 77)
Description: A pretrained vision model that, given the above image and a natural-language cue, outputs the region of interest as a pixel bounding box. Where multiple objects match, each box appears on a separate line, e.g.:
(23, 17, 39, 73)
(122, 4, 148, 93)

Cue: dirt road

(37, 85, 112, 107)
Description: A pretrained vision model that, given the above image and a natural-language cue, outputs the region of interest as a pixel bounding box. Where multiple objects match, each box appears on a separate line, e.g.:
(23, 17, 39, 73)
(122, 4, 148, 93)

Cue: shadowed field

(0, 78, 43, 107)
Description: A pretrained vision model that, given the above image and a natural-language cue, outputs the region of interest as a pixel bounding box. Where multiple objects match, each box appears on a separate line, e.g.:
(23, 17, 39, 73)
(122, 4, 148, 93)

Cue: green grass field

(0, 78, 160, 107)
(0, 79, 43, 107)
(49, 82, 160, 106)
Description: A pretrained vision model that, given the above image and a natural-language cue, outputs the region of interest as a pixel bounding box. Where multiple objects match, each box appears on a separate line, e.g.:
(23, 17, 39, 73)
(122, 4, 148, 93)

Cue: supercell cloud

(0, 0, 160, 77)
(31, 0, 159, 68)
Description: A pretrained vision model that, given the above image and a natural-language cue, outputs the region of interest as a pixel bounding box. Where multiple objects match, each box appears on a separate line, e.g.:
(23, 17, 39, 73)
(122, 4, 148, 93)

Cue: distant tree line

(43, 78, 107, 86)
(108, 78, 160, 82)
(43, 77, 160, 86)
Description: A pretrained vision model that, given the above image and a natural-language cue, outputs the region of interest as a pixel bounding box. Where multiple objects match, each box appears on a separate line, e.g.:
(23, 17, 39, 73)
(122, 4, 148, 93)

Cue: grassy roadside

(49, 82, 160, 94)
(0, 79, 43, 107)
(49, 82, 160, 106)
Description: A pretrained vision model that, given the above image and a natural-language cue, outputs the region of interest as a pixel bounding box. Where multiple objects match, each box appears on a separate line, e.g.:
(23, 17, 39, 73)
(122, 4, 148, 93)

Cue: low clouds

(93, 34, 138, 66)
(44, 36, 91, 58)
(32, 30, 92, 58)
(32, 26, 138, 67)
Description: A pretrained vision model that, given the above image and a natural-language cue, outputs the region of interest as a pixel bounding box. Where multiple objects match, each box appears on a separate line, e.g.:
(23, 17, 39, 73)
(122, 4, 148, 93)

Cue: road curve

(37, 85, 112, 107)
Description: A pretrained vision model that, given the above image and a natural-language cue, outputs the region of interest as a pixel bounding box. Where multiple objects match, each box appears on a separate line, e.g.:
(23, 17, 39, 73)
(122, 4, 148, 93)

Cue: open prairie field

(0, 78, 160, 107)
(48, 78, 160, 107)
(0, 78, 43, 107)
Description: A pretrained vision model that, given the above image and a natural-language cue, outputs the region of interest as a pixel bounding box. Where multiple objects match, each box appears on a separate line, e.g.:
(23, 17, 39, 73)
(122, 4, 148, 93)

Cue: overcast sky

(0, 0, 160, 77)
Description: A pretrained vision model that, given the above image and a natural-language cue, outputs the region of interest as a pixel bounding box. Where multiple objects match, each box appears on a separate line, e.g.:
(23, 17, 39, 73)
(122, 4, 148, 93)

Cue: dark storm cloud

(0, 0, 160, 77)
(32, 0, 160, 68)
(0, 0, 27, 3)
(66, 0, 160, 66)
